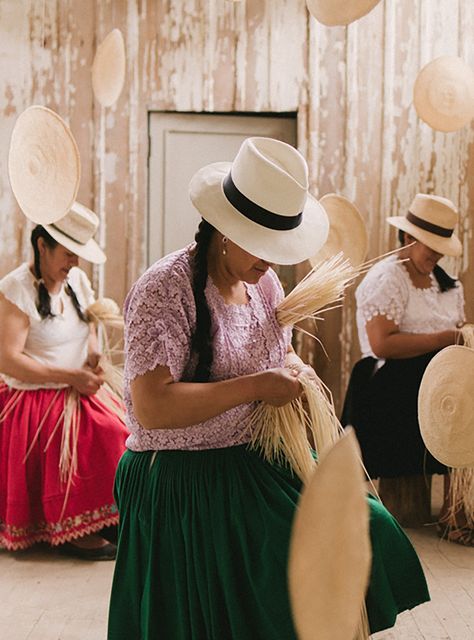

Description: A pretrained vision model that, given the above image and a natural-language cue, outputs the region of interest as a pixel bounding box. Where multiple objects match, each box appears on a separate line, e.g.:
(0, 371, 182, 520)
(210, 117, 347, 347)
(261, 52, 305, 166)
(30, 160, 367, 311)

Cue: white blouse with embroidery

(0, 263, 95, 390)
(356, 255, 465, 359)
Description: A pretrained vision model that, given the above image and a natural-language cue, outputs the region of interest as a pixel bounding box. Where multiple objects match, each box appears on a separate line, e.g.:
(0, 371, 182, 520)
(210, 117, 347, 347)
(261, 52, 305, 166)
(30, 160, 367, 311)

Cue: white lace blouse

(356, 255, 465, 359)
(0, 263, 95, 389)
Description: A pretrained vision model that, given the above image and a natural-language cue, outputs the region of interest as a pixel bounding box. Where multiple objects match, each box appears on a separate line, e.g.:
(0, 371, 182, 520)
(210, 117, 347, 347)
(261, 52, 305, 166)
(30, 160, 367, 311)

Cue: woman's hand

(70, 367, 105, 396)
(87, 351, 102, 370)
(257, 367, 303, 407)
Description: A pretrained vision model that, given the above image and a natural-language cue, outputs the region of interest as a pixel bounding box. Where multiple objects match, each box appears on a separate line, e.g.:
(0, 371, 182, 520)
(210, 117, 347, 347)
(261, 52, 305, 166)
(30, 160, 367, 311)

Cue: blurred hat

(8, 105, 81, 225)
(418, 345, 474, 469)
(310, 194, 368, 267)
(92, 29, 126, 107)
(288, 429, 371, 640)
(387, 193, 462, 257)
(413, 56, 474, 132)
(45, 202, 106, 264)
(189, 137, 329, 265)
(306, 0, 382, 26)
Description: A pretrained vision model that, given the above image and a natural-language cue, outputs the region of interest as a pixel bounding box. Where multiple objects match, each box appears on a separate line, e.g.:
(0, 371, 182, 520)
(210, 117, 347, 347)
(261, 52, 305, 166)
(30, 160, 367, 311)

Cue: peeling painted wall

(0, 0, 472, 410)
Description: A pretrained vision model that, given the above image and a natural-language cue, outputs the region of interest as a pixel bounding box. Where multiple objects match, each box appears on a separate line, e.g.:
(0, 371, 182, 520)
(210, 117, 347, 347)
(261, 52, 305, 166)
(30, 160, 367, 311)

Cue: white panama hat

(309, 193, 368, 267)
(306, 0, 382, 26)
(8, 105, 81, 225)
(387, 193, 462, 257)
(418, 345, 474, 469)
(413, 56, 474, 133)
(189, 137, 329, 265)
(92, 28, 126, 108)
(288, 429, 371, 640)
(44, 202, 106, 265)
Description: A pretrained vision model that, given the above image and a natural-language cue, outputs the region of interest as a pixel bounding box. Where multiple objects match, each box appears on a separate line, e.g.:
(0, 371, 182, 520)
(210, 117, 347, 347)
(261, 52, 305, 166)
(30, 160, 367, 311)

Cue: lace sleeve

(356, 261, 409, 326)
(455, 281, 466, 324)
(124, 263, 195, 382)
(0, 271, 40, 321)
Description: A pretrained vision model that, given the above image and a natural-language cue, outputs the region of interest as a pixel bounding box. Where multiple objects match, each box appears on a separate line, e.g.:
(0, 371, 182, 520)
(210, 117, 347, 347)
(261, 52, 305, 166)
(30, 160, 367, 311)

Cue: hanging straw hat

(418, 345, 474, 469)
(387, 193, 462, 257)
(309, 193, 368, 267)
(92, 28, 126, 108)
(8, 105, 81, 225)
(44, 202, 106, 264)
(288, 428, 371, 640)
(306, 0, 382, 26)
(413, 56, 474, 133)
(189, 137, 329, 265)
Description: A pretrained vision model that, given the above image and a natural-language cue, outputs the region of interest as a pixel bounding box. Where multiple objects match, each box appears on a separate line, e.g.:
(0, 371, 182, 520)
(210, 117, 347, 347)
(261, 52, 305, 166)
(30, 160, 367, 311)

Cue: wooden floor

(1, 478, 473, 639)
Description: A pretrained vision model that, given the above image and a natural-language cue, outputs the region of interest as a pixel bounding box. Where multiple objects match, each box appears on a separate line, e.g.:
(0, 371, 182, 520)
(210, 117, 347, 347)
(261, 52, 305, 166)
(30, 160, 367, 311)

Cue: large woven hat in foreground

(288, 429, 371, 640)
(8, 105, 81, 225)
(418, 344, 474, 469)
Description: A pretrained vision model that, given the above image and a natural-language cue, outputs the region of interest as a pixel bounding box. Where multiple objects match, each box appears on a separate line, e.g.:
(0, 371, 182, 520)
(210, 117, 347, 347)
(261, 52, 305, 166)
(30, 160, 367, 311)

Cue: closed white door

(147, 112, 296, 266)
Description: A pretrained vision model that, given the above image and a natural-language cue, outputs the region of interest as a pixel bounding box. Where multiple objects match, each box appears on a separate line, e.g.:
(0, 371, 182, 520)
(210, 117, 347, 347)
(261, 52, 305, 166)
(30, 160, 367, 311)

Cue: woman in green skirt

(108, 137, 429, 639)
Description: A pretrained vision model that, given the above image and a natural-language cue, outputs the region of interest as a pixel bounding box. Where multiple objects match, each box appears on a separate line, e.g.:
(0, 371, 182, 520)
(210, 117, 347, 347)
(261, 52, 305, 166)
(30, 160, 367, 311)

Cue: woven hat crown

(52, 202, 99, 245)
(409, 194, 458, 231)
(230, 137, 309, 218)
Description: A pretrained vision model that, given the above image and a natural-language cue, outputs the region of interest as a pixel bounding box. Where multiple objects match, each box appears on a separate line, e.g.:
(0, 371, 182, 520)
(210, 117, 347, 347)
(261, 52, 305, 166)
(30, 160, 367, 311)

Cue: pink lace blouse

(124, 246, 292, 451)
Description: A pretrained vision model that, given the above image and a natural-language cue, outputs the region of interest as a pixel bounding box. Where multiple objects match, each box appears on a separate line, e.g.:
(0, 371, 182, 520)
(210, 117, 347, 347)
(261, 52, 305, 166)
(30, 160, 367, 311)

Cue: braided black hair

(30, 225, 87, 321)
(398, 228, 457, 292)
(191, 219, 216, 382)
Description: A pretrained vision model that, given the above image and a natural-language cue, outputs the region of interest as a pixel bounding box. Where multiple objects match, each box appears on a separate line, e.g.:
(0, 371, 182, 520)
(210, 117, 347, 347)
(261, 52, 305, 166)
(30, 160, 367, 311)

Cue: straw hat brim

(418, 345, 474, 469)
(387, 216, 462, 257)
(92, 29, 126, 108)
(44, 223, 106, 264)
(288, 429, 371, 640)
(189, 162, 329, 266)
(309, 194, 368, 267)
(413, 56, 474, 133)
(306, 0, 381, 26)
(8, 106, 81, 225)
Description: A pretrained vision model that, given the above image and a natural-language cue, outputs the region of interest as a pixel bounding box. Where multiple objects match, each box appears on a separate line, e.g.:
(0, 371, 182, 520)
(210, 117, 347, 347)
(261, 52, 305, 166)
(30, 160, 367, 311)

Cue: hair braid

(31, 226, 56, 319)
(191, 219, 215, 382)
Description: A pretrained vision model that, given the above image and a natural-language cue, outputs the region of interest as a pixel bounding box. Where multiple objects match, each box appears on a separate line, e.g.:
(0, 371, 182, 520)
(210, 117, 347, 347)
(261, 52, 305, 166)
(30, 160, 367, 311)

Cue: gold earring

(222, 237, 228, 256)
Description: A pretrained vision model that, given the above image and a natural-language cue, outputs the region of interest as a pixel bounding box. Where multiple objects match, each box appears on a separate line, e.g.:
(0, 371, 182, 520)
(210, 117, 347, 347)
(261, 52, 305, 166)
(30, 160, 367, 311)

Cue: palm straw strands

(446, 324, 474, 528)
(86, 297, 125, 407)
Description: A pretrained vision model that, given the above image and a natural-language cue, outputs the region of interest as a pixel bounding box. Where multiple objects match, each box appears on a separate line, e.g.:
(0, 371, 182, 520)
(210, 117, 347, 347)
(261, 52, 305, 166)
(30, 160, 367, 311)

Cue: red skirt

(0, 383, 128, 550)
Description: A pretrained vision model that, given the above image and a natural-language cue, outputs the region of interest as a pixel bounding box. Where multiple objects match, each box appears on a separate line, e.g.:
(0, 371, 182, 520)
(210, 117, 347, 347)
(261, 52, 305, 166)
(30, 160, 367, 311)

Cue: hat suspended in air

(288, 429, 371, 640)
(387, 193, 462, 257)
(8, 105, 81, 225)
(189, 136, 329, 266)
(306, 0, 382, 26)
(92, 28, 126, 107)
(418, 345, 474, 469)
(309, 194, 368, 267)
(413, 56, 474, 133)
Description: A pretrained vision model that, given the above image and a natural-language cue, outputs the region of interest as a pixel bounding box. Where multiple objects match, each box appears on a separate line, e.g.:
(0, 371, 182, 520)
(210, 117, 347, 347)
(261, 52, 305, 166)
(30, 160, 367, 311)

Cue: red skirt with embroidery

(0, 383, 128, 550)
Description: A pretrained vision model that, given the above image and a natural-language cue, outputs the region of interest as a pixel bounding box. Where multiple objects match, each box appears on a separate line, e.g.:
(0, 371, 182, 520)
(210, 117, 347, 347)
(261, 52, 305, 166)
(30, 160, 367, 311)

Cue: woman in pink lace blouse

(108, 138, 429, 639)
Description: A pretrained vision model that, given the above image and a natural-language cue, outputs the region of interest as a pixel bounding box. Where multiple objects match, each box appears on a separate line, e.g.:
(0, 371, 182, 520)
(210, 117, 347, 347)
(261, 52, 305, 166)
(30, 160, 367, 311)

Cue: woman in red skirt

(0, 202, 128, 559)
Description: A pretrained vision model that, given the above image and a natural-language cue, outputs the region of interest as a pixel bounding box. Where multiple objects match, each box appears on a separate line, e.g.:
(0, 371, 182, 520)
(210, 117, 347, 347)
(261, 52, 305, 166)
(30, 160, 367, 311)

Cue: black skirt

(341, 352, 447, 478)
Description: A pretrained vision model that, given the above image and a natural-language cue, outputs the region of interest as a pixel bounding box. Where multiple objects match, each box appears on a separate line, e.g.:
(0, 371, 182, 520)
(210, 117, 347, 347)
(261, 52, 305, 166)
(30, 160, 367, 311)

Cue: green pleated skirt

(108, 446, 429, 640)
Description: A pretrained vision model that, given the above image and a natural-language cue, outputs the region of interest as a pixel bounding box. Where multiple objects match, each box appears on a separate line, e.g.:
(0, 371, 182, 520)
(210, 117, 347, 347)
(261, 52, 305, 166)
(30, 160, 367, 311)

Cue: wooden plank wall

(0, 0, 472, 411)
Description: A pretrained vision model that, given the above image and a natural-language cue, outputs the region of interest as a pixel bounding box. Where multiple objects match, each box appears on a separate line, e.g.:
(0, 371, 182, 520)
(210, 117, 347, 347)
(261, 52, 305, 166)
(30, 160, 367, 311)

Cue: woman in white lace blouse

(342, 193, 472, 545)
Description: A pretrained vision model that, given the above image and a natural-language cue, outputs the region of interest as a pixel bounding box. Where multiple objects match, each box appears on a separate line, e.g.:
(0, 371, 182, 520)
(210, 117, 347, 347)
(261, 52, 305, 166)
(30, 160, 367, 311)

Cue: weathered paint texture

(0, 0, 472, 410)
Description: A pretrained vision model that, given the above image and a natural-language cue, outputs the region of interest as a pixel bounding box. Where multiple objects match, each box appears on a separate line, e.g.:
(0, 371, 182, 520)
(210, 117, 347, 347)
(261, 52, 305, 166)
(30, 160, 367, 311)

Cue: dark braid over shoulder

(191, 219, 215, 382)
(30, 225, 87, 322)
